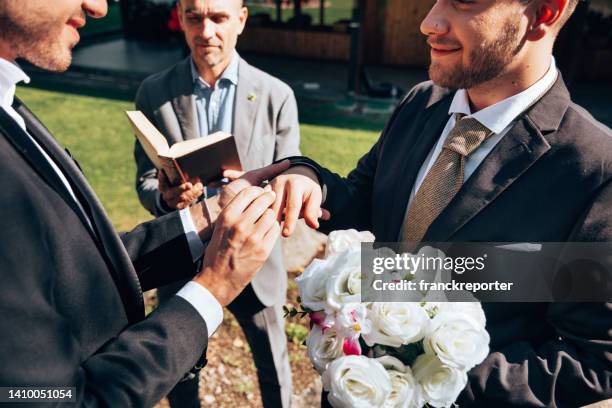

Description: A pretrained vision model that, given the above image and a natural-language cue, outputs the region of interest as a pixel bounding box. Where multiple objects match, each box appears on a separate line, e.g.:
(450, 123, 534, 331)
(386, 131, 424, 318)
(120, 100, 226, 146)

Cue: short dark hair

(520, 0, 580, 33)
(557, 0, 579, 29)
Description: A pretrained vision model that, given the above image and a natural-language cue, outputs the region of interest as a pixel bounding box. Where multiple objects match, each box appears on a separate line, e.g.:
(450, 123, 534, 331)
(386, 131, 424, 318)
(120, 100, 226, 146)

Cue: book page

(158, 155, 185, 185)
(126, 111, 170, 169)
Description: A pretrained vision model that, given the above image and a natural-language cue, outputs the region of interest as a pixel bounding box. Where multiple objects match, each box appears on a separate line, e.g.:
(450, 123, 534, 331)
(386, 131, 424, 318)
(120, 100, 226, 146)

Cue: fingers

(161, 180, 204, 209)
(303, 187, 323, 229)
(248, 208, 282, 256)
(220, 186, 267, 223)
(223, 169, 245, 180)
(222, 161, 290, 206)
(282, 181, 303, 237)
(219, 188, 277, 250)
(249, 208, 278, 242)
(261, 219, 282, 252)
(241, 190, 277, 225)
(270, 179, 287, 222)
(243, 160, 291, 186)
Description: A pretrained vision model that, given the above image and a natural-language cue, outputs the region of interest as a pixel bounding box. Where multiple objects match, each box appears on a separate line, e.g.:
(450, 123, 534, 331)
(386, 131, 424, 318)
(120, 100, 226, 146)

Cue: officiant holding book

(133, 0, 300, 406)
(266, 0, 612, 406)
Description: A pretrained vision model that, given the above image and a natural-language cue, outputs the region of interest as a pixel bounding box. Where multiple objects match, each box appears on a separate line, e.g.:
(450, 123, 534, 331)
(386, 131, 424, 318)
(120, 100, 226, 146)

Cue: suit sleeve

(0, 185, 207, 408)
(274, 87, 301, 160)
(120, 210, 198, 292)
(313, 89, 419, 234)
(80, 297, 208, 407)
(134, 82, 168, 217)
(458, 180, 612, 407)
(2, 277, 207, 408)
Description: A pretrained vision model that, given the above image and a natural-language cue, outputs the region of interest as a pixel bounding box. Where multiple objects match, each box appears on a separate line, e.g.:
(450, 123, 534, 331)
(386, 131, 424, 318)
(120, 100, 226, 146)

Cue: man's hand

(222, 169, 246, 181)
(269, 166, 330, 237)
(193, 187, 280, 306)
(188, 160, 291, 243)
(217, 160, 291, 209)
(207, 169, 245, 189)
(158, 170, 204, 210)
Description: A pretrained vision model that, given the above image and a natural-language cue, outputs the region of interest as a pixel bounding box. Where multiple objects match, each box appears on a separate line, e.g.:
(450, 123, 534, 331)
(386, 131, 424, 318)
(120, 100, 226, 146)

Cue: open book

(126, 111, 242, 185)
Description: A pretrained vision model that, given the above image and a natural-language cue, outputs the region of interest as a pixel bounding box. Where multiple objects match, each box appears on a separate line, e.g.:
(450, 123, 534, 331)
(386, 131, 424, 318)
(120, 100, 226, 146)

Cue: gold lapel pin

(247, 93, 257, 102)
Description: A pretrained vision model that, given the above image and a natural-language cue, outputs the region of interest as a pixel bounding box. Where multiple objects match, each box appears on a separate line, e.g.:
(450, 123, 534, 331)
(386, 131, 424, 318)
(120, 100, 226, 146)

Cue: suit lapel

(385, 96, 453, 241)
(422, 75, 572, 242)
(13, 99, 145, 323)
(233, 58, 261, 159)
(0, 108, 85, 221)
(424, 118, 551, 241)
(171, 57, 199, 140)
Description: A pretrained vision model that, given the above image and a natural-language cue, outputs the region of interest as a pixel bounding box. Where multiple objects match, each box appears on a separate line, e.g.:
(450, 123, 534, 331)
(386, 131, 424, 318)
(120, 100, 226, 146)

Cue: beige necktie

(402, 115, 493, 243)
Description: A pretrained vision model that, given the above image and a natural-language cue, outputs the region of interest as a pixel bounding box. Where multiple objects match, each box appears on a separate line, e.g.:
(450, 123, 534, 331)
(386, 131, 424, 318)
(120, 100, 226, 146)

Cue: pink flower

(343, 337, 362, 356)
(309, 311, 333, 330)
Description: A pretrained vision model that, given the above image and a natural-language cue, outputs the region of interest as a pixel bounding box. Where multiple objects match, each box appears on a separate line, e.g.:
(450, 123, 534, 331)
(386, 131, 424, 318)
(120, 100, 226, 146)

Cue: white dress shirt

(402, 57, 559, 234)
(0, 58, 222, 336)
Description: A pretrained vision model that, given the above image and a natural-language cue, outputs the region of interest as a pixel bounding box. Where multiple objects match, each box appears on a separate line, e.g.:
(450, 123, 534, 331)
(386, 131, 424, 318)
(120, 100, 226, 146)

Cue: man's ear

(237, 6, 248, 35)
(527, 0, 569, 39)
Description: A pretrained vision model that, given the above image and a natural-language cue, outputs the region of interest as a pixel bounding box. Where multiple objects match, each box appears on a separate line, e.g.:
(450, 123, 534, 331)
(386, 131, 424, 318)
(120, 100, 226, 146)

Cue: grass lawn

(16, 86, 386, 232)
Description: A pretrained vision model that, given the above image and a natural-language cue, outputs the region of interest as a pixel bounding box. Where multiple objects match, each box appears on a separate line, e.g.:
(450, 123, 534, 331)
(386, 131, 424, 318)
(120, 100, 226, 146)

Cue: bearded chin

(429, 19, 522, 90)
(20, 37, 73, 72)
(0, 11, 73, 72)
(429, 58, 508, 90)
(28, 50, 72, 72)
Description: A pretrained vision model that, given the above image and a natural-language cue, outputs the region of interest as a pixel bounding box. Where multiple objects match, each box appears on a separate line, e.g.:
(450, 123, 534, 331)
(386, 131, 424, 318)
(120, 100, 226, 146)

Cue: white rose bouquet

(292, 230, 490, 408)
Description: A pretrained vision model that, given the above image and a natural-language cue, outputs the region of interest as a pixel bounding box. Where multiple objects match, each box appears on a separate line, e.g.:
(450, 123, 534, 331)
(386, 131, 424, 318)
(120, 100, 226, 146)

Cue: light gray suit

(134, 56, 300, 407)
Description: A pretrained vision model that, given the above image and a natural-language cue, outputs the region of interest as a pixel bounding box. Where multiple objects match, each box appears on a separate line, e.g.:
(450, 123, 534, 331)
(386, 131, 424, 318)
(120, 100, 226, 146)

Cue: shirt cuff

(179, 207, 206, 262)
(176, 281, 223, 336)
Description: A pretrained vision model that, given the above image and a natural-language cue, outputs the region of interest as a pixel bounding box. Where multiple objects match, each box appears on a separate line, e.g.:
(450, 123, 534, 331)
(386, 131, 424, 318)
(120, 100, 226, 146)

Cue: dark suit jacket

(0, 99, 209, 407)
(312, 77, 612, 406)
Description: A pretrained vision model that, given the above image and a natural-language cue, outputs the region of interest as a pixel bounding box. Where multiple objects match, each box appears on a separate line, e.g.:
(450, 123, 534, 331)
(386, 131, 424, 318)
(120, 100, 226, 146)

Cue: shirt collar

(190, 50, 239, 88)
(448, 56, 558, 134)
(0, 58, 30, 108)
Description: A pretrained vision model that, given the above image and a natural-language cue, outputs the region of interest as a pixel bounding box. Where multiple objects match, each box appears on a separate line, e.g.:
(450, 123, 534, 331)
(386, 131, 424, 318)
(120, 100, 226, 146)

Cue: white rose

(325, 249, 362, 310)
(377, 356, 423, 408)
(363, 303, 430, 348)
(322, 355, 391, 408)
(423, 312, 490, 371)
(325, 229, 376, 257)
(306, 325, 345, 374)
(437, 302, 487, 327)
(296, 258, 329, 311)
(412, 354, 467, 408)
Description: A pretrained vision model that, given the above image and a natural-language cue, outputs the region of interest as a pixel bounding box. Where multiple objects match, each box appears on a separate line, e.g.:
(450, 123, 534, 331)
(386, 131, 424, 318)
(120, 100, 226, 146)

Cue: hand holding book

(126, 111, 243, 186)
(158, 170, 204, 210)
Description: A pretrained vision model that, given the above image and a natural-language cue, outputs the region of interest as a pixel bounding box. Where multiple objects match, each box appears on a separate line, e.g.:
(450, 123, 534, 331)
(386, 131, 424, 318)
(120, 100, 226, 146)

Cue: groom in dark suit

(0, 0, 288, 406)
(269, 0, 612, 406)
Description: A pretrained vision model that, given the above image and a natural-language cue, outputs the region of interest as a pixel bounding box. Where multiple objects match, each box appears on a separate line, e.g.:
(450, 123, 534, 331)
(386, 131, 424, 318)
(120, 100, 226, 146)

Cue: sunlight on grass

(16, 86, 381, 231)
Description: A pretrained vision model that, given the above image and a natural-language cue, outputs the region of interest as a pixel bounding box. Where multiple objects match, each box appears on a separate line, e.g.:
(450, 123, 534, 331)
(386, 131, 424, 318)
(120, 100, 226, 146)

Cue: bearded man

(265, 0, 612, 406)
(0, 1, 289, 406)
